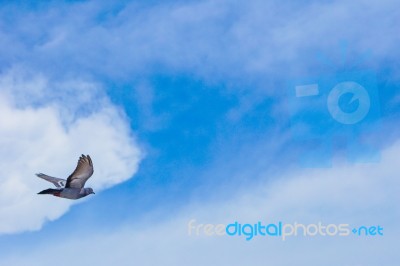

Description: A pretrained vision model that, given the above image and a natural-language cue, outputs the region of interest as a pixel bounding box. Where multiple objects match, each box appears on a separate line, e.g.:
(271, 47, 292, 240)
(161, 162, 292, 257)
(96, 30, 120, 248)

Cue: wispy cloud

(1, 0, 399, 81)
(1, 139, 399, 265)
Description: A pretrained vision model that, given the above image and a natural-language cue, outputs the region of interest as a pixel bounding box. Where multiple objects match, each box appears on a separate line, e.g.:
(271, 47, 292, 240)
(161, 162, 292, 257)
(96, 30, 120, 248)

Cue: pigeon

(37, 154, 95, 200)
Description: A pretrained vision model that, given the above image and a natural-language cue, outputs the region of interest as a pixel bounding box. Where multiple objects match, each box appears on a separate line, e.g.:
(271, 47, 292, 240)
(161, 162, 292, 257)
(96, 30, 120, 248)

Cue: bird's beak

(92, 192, 95, 194)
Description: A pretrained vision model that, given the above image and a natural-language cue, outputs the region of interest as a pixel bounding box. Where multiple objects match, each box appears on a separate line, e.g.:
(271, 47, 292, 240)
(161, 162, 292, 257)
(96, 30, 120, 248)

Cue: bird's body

(38, 188, 94, 199)
(37, 154, 95, 200)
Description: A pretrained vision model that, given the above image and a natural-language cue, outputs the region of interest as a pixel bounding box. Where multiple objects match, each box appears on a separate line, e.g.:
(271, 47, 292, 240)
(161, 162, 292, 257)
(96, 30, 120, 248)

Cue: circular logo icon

(327, 81, 370, 124)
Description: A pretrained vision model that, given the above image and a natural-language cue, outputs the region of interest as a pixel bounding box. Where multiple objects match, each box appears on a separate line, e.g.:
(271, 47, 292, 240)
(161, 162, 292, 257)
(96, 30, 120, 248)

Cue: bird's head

(84, 188, 95, 195)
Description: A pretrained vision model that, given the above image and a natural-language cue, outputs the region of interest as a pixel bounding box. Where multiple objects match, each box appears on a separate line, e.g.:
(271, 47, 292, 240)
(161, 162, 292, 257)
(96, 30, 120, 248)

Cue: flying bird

(37, 154, 95, 200)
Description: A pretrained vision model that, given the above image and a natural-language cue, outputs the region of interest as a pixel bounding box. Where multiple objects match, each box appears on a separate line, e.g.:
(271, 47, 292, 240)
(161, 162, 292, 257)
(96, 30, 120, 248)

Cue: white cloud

(0, 68, 141, 234)
(1, 0, 398, 127)
(1, 0, 399, 83)
(1, 138, 399, 265)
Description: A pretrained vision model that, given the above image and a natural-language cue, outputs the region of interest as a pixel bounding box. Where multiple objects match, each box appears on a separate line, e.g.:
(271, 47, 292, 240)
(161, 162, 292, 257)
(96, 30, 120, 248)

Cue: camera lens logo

(327, 81, 370, 125)
(288, 71, 381, 167)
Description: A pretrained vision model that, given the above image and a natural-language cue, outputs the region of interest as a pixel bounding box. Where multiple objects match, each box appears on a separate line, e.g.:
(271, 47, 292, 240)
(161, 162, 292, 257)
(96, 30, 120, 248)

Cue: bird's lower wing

(36, 173, 66, 188)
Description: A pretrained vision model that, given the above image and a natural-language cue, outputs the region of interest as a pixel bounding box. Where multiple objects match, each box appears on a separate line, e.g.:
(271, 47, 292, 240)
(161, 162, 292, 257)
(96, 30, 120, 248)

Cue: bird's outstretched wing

(65, 154, 94, 189)
(36, 173, 66, 188)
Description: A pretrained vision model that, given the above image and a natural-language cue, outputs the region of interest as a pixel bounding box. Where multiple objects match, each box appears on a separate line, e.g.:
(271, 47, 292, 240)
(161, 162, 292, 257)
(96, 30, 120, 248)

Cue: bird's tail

(36, 173, 66, 188)
(37, 188, 61, 195)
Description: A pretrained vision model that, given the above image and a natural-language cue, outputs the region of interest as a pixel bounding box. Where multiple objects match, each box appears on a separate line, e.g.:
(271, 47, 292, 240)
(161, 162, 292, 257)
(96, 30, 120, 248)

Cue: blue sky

(0, 0, 399, 265)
